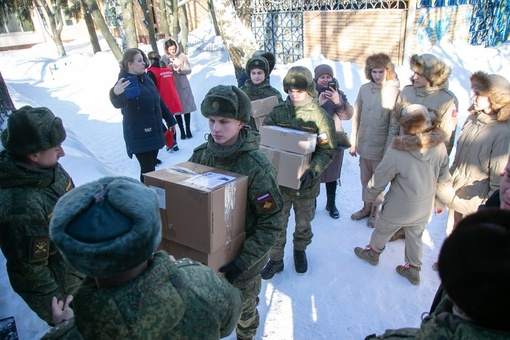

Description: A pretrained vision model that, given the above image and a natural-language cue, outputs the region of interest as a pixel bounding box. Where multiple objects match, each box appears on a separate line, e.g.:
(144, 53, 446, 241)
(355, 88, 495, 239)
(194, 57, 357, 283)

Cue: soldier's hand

(219, 261, 242, 284)
(299, 169, 315, 190)
(51, 295, 74, 325)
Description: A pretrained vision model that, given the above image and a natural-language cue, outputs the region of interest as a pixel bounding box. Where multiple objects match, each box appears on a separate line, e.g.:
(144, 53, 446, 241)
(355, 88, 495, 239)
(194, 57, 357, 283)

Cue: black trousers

(135, 150, 159, 182)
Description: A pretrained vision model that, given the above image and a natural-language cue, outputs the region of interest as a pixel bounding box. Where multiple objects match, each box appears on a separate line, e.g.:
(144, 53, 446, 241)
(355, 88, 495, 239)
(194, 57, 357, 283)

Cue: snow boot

(396, 263, 421, 285)
(294, 249, 308, 273)
(261, 260, 284, 280)
(326, 193, 340, 219)
(367, 205, 378, 228)
(389, 227, 406, 242)
(155, 158, 162, 167)
(351, 202, 371, 220)
(354, 245, 380, 266)
(185, 113, 193, 138)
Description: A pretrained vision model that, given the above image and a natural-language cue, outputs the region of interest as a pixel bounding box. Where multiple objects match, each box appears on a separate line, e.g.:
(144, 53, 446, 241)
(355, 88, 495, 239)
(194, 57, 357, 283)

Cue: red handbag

(165, 129, 175, 149)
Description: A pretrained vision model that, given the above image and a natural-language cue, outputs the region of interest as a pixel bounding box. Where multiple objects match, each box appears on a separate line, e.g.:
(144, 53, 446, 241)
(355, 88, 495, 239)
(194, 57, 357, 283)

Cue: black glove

(219, 261, 242, 284)
(299, 169, 314, 190)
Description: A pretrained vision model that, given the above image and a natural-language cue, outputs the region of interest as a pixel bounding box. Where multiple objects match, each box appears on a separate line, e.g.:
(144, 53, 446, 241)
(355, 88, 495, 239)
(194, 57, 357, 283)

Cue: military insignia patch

(317, 132, 329, 145)
(257, 193, 275, 211)
(31, 237, 50, 261)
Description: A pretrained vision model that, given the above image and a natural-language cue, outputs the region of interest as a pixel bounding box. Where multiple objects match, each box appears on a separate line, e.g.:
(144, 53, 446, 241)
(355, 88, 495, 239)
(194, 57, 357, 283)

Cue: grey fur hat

(50, 176, 162, 278)
(410, 53, 451, 87)
(283, 66, 318, 98)
(1, 106, 66, 155)
(246, 56, 269, 76)
(201, 85, 252, 123)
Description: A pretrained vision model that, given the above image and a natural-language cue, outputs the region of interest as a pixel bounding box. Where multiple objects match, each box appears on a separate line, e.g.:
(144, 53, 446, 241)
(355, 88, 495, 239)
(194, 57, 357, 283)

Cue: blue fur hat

(50, 176, 162, 278)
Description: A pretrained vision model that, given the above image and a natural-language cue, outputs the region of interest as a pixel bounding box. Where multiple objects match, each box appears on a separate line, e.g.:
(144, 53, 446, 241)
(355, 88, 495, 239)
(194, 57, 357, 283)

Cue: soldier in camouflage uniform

(366, 209, 510, 339)
(261, 66, 337, 278)
(190, 85, 284, 340)
(44, 176, 242, 339)
(0, 106, 83, 325)
(240, 56, 283, 130)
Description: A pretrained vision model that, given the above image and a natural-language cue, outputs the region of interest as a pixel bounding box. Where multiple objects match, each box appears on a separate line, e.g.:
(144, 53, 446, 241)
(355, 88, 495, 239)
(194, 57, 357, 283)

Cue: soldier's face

(208, 116, 244, 147)
(371, 68, 387, 84)
(288, 89, 308, 103)
(29, 144, 65, 169)
(412, 73, 430, 88)
(471, 91, 492, 113)
(500, 161, 510, 210)
(250, 68, 265, 85)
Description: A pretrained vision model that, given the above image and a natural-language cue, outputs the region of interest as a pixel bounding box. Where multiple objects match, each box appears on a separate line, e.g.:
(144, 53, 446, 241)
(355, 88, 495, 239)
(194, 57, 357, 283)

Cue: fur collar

(392, 127, 446, 151)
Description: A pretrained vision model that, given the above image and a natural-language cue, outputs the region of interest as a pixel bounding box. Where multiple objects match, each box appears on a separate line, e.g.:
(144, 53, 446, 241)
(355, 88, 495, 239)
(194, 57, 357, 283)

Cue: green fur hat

(50, 176, 162, 278)
(1, 106, 66, 155)
(201, 85, 252, 123)
(410, 53, 450, 87)
(283, 66, 318, 98)
(246, 56, 269, 76)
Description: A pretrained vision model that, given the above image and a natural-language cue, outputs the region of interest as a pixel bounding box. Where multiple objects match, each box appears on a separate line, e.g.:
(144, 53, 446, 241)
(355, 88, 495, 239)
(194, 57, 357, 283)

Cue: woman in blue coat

(110, 48, 176, 182)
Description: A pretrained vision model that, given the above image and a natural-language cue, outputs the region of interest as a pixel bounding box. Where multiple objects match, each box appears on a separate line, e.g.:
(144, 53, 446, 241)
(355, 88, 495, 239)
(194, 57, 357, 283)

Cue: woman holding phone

(314, 64, 353, 219)
(110, 48, 176, 183)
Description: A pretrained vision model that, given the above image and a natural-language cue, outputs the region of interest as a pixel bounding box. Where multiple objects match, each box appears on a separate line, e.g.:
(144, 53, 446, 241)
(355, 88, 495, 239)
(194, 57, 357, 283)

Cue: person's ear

(27, 153, 39, 163)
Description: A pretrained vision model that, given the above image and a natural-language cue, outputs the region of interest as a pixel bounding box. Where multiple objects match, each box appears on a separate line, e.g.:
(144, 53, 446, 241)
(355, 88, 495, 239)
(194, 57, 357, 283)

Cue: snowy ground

(1, 21, 509, 339)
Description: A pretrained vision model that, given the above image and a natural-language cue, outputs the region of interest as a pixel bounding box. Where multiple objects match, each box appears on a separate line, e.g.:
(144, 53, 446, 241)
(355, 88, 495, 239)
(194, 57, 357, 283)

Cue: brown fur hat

(394, 104, 440, 135)
(470, 71, 510, 121)
(364, 53, 397, 81)
(410, 54, 450, 87)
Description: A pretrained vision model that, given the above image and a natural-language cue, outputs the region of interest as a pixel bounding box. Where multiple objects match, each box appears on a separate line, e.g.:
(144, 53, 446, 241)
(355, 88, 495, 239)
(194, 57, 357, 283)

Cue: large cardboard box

(260, 125, 317, 155)
(260, 145, 312, 189)
(158, 232, 246, 271)
(251, 96, 279, 130)
(144, 162, 248, 253)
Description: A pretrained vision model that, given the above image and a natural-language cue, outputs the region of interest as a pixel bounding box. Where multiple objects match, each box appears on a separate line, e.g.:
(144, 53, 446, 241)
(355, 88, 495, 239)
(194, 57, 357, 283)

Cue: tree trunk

(0, 72, 15, 120)
(208, 0, 221, 36)
(211, 0, 257, 78)
(178, 4, 188, 54)
(159, 0, 170, 39)
(83, 0, 123, 61)
(120, 0, 137, 49)
(81, 0, 101, 54)
(138, 0, 158, 52)
(35, 0, 66, 56)
(233, 0, 252, 27)
(171, 0, 179, 39)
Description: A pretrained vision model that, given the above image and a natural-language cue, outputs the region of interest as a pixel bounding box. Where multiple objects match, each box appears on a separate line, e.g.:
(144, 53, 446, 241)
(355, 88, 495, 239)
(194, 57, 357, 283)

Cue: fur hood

(410, 54, 450, 88)
(469, 71, 510, 121)
(365, 53, 397, 81)
(392, 103, 446, 151)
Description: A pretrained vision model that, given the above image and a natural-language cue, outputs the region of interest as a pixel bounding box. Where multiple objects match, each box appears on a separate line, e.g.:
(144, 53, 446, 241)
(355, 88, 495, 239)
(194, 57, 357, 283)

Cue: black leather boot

(326, 193, 340, 219)
(184, 113, 192, 138)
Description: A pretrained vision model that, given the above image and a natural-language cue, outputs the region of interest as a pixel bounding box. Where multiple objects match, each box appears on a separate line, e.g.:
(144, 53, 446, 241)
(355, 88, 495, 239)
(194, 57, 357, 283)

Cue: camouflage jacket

(0, 151, 83, 324)
(241, 79, 283, 131)
(44, 251, 242, 339)
(190, 127, 284, 272)
(366, 295, 510, 339)
(263, 97, 337, 198)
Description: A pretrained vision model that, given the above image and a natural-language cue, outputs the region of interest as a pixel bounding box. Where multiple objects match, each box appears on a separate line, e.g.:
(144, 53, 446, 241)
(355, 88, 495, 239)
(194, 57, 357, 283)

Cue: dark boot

(175, 115, 186, 139)
(184, 113, 193, 138)
(294, 249, 308, 273)
(261, 259, 284, 280)
(326, 193, 340, 219)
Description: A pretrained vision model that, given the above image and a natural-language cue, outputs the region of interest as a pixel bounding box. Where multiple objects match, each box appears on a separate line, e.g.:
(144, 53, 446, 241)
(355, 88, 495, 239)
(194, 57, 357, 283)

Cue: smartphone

(328, 81, 336, 90)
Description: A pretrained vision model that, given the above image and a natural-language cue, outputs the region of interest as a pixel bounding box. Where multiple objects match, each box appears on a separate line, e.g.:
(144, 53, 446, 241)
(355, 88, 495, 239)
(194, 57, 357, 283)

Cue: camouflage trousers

(234, 254, 268, 340)
(269, 194, 316, 262)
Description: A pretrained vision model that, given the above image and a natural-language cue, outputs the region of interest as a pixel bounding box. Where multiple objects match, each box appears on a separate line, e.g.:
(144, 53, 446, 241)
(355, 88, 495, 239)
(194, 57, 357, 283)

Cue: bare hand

(113, 78, 130, 96)
(349, 146, 357, 157)
(52, 295, 74, 325)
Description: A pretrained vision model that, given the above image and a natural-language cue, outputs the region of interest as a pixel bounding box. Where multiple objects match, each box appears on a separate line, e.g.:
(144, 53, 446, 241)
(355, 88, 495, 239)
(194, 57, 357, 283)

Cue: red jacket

(147, 66, 183, 113)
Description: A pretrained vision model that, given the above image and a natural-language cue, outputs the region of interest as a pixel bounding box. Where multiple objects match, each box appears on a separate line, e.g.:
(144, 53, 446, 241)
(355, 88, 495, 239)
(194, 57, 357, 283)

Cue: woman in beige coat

(349, 53, 400, 227)
(354, 104, 451, 285)
(447, 71, 510, 232)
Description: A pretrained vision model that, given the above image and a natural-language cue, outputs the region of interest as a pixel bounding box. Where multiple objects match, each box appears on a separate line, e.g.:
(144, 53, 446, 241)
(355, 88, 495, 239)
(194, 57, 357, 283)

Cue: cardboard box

(144, 162, 248, 253)
(158, 232, 246, 271)
(260, 125, 317, 155)
(260, 145, 312, 189)
(251, 96, 279, 129)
